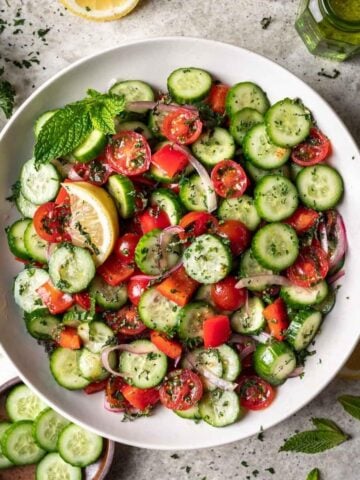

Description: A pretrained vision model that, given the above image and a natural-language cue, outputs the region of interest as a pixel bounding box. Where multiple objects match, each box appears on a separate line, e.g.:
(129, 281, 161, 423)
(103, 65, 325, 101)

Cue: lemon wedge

(60, 0, 140, 21)
(63, 181, 119, 266)
(340, 343, 360, 380)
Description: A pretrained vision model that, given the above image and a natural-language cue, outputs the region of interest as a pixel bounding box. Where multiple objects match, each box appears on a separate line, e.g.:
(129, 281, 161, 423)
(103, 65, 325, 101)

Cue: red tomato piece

(179, 212, 219, 242)
(121, 385, 160, 411)
(203, 315, 231, 348)
(216, 220, 251, 256)
(161, 182, 180, 195)
(114, 233, 140, 264)
(105, 131, 151, 176)
(83, 379, 108, 395)
(263, 298, 289, 341)
(97, 254, 135, 286)
(71, 160, 111, 186)
(286, 245, 329, 287)
(58, 327, 82, 350)
(161, 108, 202, 145)
(138, 206, 171, 234)
(159, 369, 203, 411)
(291, 128, 331, 166)
(127, 276, 151, 306)
(211, 276, 247, 311)
(74, 292, 92, 311)
(238, 375, 275, 410)
(211, 160, 249, 198)
(33, 202, 71, 243)
(106, 377, 130, 410)
(104, 304, 147, 336)
(150, 331, 182, 359)
(55, 182, 71, 205)
(284, 206, 320, 234)
(36, 281, 74, 315)
(156, 266, 199, 307)
(151, 144, 189, 178)
(207, 84, 230, 114)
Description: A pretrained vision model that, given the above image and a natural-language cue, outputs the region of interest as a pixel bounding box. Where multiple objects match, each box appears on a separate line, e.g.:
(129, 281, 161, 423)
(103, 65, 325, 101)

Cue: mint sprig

(306, 468, 320, 480)
(34, 89, 125, 166)
(338, 395, 360, 420)
(0, 68, 16, 119)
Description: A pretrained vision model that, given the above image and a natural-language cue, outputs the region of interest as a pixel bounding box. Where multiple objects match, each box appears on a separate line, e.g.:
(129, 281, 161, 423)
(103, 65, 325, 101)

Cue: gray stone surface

(0, 1, 359, 478)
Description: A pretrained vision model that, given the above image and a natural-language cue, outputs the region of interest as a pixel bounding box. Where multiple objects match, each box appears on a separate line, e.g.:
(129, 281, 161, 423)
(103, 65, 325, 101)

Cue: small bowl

(0, 377, 115, 480)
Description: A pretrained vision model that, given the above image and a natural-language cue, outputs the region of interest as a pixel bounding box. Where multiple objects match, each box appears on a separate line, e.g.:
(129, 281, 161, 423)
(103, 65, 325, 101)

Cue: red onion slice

(104, 397, 126, 414)
(238, 343, 256, 360)
(235, 275, 291, 289)
(67, 167, 84, 181)
(318, 220, 329, 254)
(229, 335, 257, 360)
(185, 352, 237, 391)
(130, 261, 183, 284)
(101, 343, 160, 377)
(329, 213, 348, 269)
(328, 269, 345, 285)
(288, 366, 305, 378)
(158, 226, 185, 271)
(251, 332, 272, 343)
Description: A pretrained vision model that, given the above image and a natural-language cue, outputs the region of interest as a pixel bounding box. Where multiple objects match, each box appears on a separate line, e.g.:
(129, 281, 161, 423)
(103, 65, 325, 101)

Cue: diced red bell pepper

(58, 327, 82, 350)
(151, 144, 188, 178)
(121, 385, 160, 411)
(36, 281, 74, 315)
(203, 315, 231, 348)
(156, 266, 199, 307)
(97, 254, 134, 286)
(207, 84, 230, 114)
(263, 298, 289, 341)
(83, 379, 108, 395)
(150, 331, 182, 360)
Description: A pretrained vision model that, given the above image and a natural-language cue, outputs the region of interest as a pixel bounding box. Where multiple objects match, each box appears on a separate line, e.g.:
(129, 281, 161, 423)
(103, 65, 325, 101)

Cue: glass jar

(295, 0, 360, 61)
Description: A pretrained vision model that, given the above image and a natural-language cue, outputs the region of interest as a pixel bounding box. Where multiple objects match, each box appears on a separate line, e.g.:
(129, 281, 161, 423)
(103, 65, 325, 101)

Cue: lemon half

(60, 0, 140, 21)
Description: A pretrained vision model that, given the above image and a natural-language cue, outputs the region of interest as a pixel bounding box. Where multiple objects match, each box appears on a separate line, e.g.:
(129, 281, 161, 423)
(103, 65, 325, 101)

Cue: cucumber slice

(15, 191, 38, 218)
(230, 108, 264, 145)
(1, 421, 46, 465)
(49, 244, 95, 293)
(290, 161, 303, 180)
(183, 234, 232, 284)
(34, 407, 70, 452)
(138, 287, 180, 335)
(78, 349, 113, 381)
(194, 284, 217, 308)
(175, 404, 201, 420)
(34, 110, 58, 137)
(184, 348, 223, 391)
(77, 321, 114, 354)
(57, 423, 103, 467)
(265, 98, 311, 147)
(231, 297, 265, 335)
(199, 390, 242, 427)
(148, 110, 167, 139)
(0, 422, 13, 469)
(239, 249, 274, 292)
(296, 164, 344, 211)
(110, 80, 154, 113)
(26, 313, 61, 340)
(36, 452, 81, 480)
(218, 195, 261, 231)
(254, 341, 296, 385)
(150, 188, 184, 225)
(6, 218, 31, 260)
(24, 220, 49, 263)
(217, 344, 241, 382)
(191, 127, 235, 166)
(286, 310, 322, 351)
(281, 280, 328, 308)
(50, 348, 90, 390)
(107, 174, 136, 219)
(6, 384, 47, 422)
(119, 340, 167, 389)
(179, 174, 209, 212)
(71, 130, 107, 163)
(116, 120, 153, 139)
(20, 158, 60, 205)
(252, 223, 299, 271)
(177, 301, 215, 346)
(226, 82, 270, 116)
(14, 268, 49, 314)
(245, 160, 290, 182)
(167, 67, 212, 104)
(89, 275, 127, 310)
(243, 124, 291, 169)
(254, 174, 298, 222)
(313, 288, 336, 315)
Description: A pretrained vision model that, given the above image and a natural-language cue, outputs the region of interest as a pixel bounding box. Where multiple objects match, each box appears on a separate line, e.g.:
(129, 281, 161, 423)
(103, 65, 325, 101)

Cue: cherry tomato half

(161, 108, 202, 145)
(105, 131, 151, 176)
(286, 245, 329, 287)
(159, 369, 203, 411)
(71, 159, 111, 186)
(211, 160, 249, 198)
(33, 202, 71, 243)
(179, 212, 219, 242)
(103, 304, 147, 336)
(138, 206, 171, 234)
(207, 84, 230, 115)
(216, 219, 251, 256)
(106, 377, 129, 410)
(211, 276, 247, 311)
(127, 276, 151, 306)
(291, 128, 331, 166)
(114, 233, 140, 264)
(238, 375, 275, 411)
(284, 206, 319, 234)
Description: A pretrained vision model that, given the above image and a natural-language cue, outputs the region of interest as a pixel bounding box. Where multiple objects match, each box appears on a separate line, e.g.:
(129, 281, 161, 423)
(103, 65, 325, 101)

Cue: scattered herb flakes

(0, 71, 16, 118)
(261, 16, 272, 29)
(14, 18, 25, 26)
(317, 68, 340, 79)
(185, 466, 191, 474)
(37, 27, 51, 38)
(252, 469, 259, 477)
(170, 453, 179, 459)
(338, 395, 360, 421)
(241, 460, 249, 467)
(265, 467, 275, 474)
(257, 426, 264, 441)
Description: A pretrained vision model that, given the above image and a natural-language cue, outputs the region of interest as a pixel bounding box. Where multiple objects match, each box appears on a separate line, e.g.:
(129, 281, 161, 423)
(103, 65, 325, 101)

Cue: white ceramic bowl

(0, 37, 359, 450)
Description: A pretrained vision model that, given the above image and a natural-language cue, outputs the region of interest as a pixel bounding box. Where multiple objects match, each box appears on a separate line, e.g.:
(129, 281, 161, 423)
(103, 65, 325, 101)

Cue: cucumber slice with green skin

(6, 384, 47, 422)
(24, 220, 49, 263)
(217, 195, 261, 231)
(194, 284, 217, 308)
(20, 158, 60, 205)
(15, 191, 38, 218)
(281, 280, 328, 308)
(286, 310, 322, 351)
(296, 164, 344, 211)
(265, 98, 311, 148)
(191, 127, 236, 167)
(1, 421, 46, 465)
(77, 321, 114, 354)
(0, 422, 13, 469)
(57, 423, 103, 467)
(111, 80, 155, 113)
(138, 287, 180, 335)
(26, 313, 61, 340)
(217, 344, 241, 382)
(174, 404, 201, 420)
(6, 218, 31, 260)
(119, 340, 168, 389)
(243, 124, 291, 170)
(62, 304, 97, 327)
(254, 174, 298, 222)
(167, 67, 212, 104)
(150, 188, 184, 225)
(252, 223, 299, 271)
(183, 348, 223, 391)
(245, 160, 290, 182)
(226, 82, 270, 116)
(289, 161, 303, 180)
(89, 275, 128, 310)
(34, 110, 58, 137)
(177, 301, 215, 346)
(313, 288, 336, 315)
(50, 348, 90, 390)
(230, 108, 264, 146)
(199, 389, 242, 427)
(231, 297, 266, 335)
(14, 268, 49, 314)
(71, 130, 107, 163)
(254, 341, 297, 385)
(148, 110, 167, 139)
(78, 349, 114, 381)
(36, 452, 81, 480)
(107, 174, 136, 219)
(183, 234, 232, 284)
(116, 120, 153, 139)
(239, 249, 274, 292)
(33, 408, 70, 452)
(179, 174, 209, 212)
(49, 244, 95, 294)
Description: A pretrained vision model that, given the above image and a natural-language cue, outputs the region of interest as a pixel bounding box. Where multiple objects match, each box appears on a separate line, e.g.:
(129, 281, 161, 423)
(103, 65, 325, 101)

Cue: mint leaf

(0, 78, 16, 119)
(338, 395, 360, 420)
(279, 429, 349, 454)
(306, 468, 320, 480)
(90, 104, 116, 134)
(312, 417, 344, 433)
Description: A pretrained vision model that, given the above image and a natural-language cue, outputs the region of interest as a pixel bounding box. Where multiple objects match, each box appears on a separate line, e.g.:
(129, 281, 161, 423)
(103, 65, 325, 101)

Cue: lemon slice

(63, 182, 119, 266)
(339, 343, 360, 380)
(60, 0, 140, 21)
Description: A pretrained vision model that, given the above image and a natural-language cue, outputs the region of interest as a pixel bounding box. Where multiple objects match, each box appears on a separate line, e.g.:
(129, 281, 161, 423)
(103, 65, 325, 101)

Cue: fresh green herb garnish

(317, 68, 340, 79)
(338, 395, 360, 420)
(0, 68, 16, 118)
(260, 16, 272, 29)
(306, 468, 320, 480)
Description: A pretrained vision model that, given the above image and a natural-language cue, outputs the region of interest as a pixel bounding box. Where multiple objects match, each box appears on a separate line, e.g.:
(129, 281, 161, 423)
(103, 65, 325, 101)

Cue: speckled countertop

(0, 1, 359, 479)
